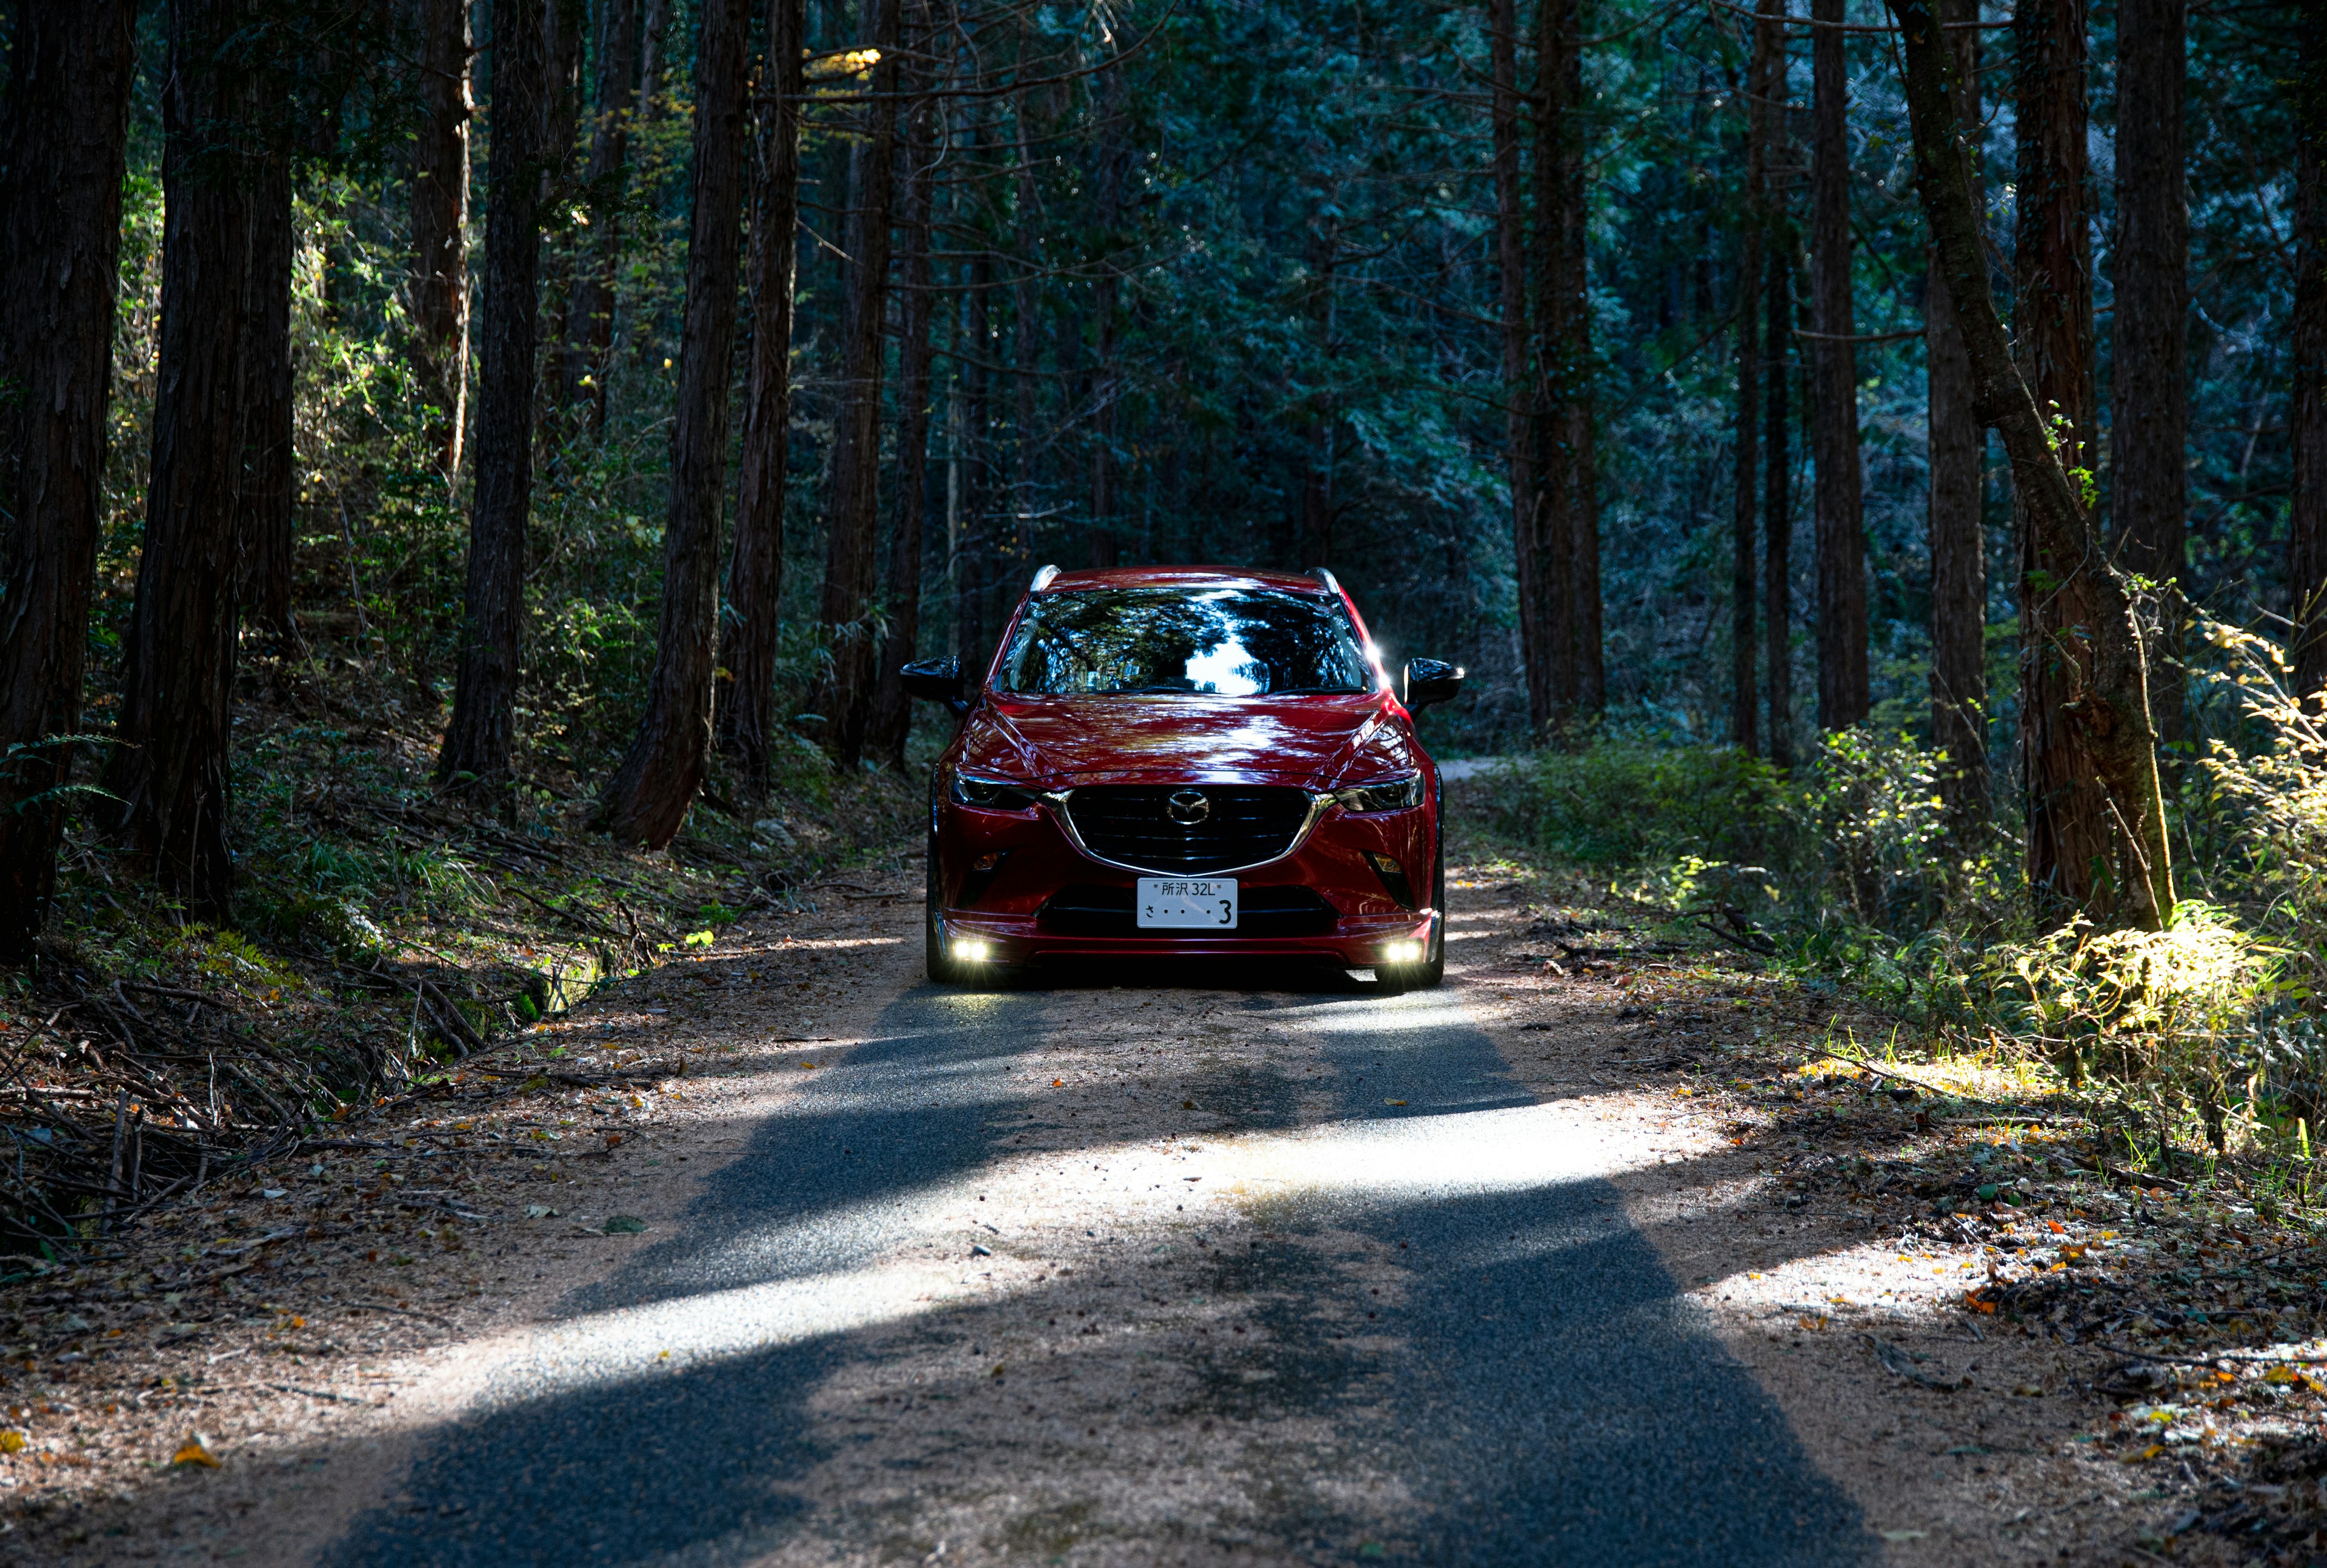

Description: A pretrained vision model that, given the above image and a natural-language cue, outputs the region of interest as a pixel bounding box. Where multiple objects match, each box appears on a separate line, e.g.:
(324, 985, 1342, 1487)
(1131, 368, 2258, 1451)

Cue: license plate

(1136, 877, 1238, 929)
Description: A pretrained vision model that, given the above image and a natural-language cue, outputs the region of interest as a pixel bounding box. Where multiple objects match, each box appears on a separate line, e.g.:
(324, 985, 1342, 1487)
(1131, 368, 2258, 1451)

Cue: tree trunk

(538, 0, 587, 443)
(561, 0, 640, 433)
(1765, 248, 1796, 771)
(1730, 13, 1774, 756)
(1556, 0, 1603, 720)
(1811, 0, 1867, 731)
(2297, 27, 2327, 706)
(239, 158, 298, 644)
(593, 0, 754, 846)
(408, 0, 473, 479)
(104, 0, 256, 918)
(1491, 0, 1545, 735)
(1090, 67, 1125, 571)
(2013, 0, 2127, 919)
(957, 241, 994, 674)
(1762, 1, 1796, 771)
(868, 64, 936, 769)
(2111, 0, 2188, 742)
(716, 0, 806, 794)
(1889, 0, 2172, 929)
(0, 1, 139, 958)
(1531, 0, 1580, 727)
(1926, 0, 1987, 829)
(813, 0, 903, 768)
(436, 0, 549, 794)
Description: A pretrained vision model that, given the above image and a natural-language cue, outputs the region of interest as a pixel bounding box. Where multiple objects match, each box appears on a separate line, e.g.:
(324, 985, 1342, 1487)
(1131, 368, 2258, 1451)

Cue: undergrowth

(1477, 633, 2327, 1222)
(0, 642, 930, 1258)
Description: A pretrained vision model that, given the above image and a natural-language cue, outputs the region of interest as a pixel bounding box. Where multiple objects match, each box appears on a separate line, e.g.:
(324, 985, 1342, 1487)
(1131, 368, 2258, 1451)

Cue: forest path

(291, 859, 1874, 1567)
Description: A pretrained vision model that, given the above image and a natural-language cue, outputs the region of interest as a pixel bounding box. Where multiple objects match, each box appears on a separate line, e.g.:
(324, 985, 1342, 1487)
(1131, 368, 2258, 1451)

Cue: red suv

(903, 566, 1462, 990)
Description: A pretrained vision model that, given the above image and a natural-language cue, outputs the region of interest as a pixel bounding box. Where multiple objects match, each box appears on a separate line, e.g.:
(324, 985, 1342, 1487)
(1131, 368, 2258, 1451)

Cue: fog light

(951, 938, 991, 963)
(1382, 939, 1423, 964)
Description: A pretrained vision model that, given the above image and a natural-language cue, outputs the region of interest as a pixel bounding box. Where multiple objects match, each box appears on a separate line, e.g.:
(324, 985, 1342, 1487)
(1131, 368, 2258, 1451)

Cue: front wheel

(924, 839, 967, 985)
(1376, 834, 1447, 993)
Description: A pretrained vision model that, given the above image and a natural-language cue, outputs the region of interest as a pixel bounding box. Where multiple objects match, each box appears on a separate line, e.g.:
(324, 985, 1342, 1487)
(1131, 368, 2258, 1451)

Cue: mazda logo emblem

(1166, 789, 1211, 825)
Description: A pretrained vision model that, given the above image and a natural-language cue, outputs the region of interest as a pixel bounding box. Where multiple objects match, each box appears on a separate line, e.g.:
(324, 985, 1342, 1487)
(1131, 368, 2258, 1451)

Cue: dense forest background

(20, 0, 2308, 808)
(0, 0, 2322, 1232)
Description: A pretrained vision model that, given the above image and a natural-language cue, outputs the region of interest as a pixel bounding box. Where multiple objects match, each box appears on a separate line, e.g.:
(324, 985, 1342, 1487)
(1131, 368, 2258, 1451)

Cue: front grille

(1038, 883, 1338, 938)
(1062, 785, 1314, 874)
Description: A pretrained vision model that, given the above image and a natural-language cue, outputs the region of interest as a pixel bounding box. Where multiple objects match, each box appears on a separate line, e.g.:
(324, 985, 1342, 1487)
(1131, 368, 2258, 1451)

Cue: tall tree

(1890, 0, 2172, 927)
(2288, 25, 2326, 706)
(594, 0, 754, 845)
(239, 159, 299, 642)
(1810, 0, 1868, 731)
(1492, 0, 1546, 734)
(436, 0, 550, 794)
(1553, 0, 1605, 720)
(1531, 0, 1580, 727)
(869, 74, 938, 769)
(104, 0, 258, 917)
(813, 0, 904, 767)
(1926, 0, 1987, 828)
(0, 1, 139, 957)
(560, 0, 641, 431)
(2015, 0, 2122, 916)
(1731, 13, 1776, 755)
(1762, 1, 1796, 771)
(1089, 67, 1128, 569)
(1766, 250, 1797, 770)
(2112, 0, 2189, 740)
(408, 0, 473, 479)
(717, 0, 807, 794)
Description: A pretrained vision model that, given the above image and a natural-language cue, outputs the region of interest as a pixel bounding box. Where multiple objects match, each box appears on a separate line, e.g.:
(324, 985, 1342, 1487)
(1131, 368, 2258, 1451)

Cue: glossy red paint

(924, 565, 1446, 978)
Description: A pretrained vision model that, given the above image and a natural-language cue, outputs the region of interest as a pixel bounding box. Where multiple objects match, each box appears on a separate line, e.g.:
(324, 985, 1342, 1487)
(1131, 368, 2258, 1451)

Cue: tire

(925, 837, 965, 985)
(1377, 832, 1446, 993)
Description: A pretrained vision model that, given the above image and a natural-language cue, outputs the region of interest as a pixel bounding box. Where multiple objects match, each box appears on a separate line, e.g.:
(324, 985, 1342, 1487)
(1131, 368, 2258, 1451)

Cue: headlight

(947, 768, 1040, 810)
(1334, 774, 1422, 813)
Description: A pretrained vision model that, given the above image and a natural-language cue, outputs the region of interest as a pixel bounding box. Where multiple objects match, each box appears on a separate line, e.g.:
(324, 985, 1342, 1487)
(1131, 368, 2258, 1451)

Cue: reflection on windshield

(999, 588, 1373, 697)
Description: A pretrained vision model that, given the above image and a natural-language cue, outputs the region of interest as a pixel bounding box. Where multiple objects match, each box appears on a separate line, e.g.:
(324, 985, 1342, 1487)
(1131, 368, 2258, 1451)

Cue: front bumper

(933, 788, 1434, 968)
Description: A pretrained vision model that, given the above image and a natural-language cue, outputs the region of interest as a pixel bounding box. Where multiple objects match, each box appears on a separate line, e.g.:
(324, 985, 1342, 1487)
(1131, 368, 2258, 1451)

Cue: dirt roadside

(0, 823, 2301, 1564)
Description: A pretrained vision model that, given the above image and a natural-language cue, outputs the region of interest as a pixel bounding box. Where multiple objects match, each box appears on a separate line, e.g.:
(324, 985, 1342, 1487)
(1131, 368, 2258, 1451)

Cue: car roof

(1035, 565, 1333, 594)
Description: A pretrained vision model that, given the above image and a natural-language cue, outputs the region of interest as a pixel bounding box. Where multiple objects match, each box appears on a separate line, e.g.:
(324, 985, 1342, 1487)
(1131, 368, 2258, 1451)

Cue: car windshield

(998, 588, 1374, 697)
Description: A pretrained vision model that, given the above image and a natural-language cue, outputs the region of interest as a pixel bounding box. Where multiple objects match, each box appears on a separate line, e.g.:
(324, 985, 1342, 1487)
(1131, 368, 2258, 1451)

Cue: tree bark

(716, 0, 807, 794)
(1492, 0, 1545, 735)
(2013, 0, 2131, 919)
(239, 159, 298, 643)
(436, 0, 549, 794)
(408, 0, 473, 479)
(1531, 0, 1580, 728)
(868, 82, 937, 769)
(561, 0, 640, 433)
(1889, 0, 2172, 929)
(1811, 0, 1867, 731)
(1762, 3, 1796, 771)
(104, 0, 257, 918)
(537, 0, 587, 442)
(1765, 248, 1797, 771)
(957, 238, 995, 674)
(0, 0, 139, 958)
(1731, 13, 1774, 756)
(813, 0, 904, 768)
(1926, 0, 1986, 828)
(593, 0, 754, 846)
(2111, 0, 2188, 742)
(1555, 0, 1603, 720)
(1088, 67, 1126, 571)
(2297, 25, 2327, 706)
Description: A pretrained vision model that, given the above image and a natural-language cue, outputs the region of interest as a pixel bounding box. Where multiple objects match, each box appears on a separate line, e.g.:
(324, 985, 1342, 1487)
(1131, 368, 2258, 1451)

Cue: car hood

(958, 693, 1422, 791)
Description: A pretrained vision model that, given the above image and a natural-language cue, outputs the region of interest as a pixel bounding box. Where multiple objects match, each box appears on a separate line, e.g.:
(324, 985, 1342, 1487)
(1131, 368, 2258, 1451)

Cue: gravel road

(319, 943, 1874, 1566)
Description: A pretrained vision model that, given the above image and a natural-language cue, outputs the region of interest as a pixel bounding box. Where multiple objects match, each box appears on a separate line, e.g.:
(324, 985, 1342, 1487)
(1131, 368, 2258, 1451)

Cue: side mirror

(901, 656, 968, 717)
(1403, 657, 1464, 711)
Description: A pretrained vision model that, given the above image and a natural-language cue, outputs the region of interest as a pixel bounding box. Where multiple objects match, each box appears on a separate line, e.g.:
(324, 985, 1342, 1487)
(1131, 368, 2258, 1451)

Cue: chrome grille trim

(1042, 786, 1336, 877)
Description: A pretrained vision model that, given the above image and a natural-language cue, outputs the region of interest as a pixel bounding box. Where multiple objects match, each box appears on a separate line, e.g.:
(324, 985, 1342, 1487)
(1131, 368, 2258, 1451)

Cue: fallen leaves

(170, 1432, 220, 1469)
